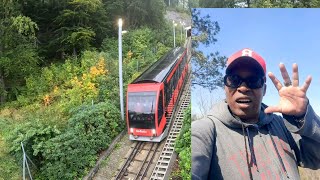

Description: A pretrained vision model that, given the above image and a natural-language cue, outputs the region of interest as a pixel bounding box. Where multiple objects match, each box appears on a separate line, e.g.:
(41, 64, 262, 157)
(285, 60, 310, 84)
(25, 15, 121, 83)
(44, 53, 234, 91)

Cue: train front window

(128, 91, 157, 129)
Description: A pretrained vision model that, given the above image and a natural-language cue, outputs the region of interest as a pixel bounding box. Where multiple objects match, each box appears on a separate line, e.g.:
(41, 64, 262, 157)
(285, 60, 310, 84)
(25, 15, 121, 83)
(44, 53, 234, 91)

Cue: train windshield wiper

(150, 100, 154, 114)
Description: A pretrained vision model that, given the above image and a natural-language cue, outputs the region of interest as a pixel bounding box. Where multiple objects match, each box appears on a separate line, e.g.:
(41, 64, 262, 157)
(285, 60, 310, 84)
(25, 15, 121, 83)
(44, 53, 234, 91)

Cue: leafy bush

(7, 119, 61, 167)
(100, 37, 118, 59)
(101, 27, 173, 85)
(17, 59, 80, 107)
(175, 105, 191, 180)
(0, 117, 24, 180)
(7, 101, 124, 179)
(39, 102, 123, 179)
(15, 51, 113, 111)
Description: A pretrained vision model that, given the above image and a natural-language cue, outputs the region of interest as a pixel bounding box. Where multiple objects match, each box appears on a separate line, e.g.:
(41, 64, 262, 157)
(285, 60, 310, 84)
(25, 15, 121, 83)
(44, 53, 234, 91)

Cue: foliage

(61, 56, 106, 112)
(191, 9, 226, 91)
(175, 105, 191, 180)
(155, 42, 171, 60)
(7, 102, 124, 179)
(164, 0, 192, 10)
(2, 45, 161, 178)
(188, 0, 200, 8)
(17, 0, 109, 59)
(123, 0, 166, 29)
(16, 51, 108, 110)
(15, 0, 168, 62)
(122, 27, 157, 78)
(0, 7, 41, 102)
(0, 51, 116, 179)
(0, 1, 175, 179)
(100, 37, 118, 58)
(0, 43, 40, 101)
(0, 0, 172, 104)
(6, 28, 172, 125)
(0, 117, 22, 180)
(199, 0, 320, 7)
(199, 0, 237, 7)
(38, 102, 123, 179)
(101, 26, 172, 85)
(7, 120, 61, 167)
(252, 0, 294, 7)
(53, 0, 104, 56)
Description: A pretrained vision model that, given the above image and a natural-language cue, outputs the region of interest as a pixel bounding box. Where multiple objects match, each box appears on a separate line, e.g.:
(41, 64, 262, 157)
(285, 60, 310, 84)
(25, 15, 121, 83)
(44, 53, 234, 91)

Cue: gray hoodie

(192, 101, 320, 180)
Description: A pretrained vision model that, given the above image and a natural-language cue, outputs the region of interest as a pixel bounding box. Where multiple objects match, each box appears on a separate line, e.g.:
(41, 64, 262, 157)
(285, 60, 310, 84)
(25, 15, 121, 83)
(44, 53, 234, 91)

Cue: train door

(157, 90, 165, 135)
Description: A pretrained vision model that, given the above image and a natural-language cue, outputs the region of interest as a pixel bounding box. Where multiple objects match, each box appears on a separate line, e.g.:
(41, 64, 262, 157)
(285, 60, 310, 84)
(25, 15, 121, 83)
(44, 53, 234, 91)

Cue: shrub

(7, 119, 61, 167)
(175, 105, 191, 180)
(7, 101, 124, 179)
(39, 102, 124, 179)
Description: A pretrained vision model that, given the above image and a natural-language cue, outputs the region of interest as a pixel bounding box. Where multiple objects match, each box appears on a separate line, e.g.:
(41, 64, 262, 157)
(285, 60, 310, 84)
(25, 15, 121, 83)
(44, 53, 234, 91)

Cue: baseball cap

(226, 48, 266, 76)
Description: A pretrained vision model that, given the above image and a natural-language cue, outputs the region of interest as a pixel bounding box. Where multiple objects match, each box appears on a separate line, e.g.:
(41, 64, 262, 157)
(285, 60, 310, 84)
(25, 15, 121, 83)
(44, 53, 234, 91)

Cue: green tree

(199, 0, 236, 7)
(18, 0, 68, 61)
(198, 0, 320, 7)
(188, 0, 200, 8)
(54, 0, 103, 57)
(191, 9, 226, 91)
(123, 0, 166, 29)
(103, 0, 124, 37)
(0, 1, 40, 103)
(164, 0, 180, 7)
(20, 0, 111, 61)
(310, 0, 320, 6)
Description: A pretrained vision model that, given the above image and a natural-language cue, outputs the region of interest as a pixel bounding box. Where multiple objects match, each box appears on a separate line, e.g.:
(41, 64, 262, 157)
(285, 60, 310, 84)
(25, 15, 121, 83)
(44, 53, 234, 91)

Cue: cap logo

(242, 49, 253, 57)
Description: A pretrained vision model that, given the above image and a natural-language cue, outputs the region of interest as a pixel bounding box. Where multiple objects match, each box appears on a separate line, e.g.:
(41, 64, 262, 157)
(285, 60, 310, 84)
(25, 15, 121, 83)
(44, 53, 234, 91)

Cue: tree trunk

(0, 71, 6, 104)
(73, 47, 77, 58)
(0, 32, 5, 104)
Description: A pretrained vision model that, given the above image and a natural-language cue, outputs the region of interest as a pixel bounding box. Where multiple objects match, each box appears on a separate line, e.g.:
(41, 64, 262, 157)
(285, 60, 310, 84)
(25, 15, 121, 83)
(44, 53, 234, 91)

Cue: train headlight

(130, 128, 134, 133)
(152, 129, 156, 135)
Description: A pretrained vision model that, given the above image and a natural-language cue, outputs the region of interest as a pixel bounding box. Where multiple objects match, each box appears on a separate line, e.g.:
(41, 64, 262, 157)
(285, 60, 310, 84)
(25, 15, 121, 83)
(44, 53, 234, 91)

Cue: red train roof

(131, 47, 185, 84)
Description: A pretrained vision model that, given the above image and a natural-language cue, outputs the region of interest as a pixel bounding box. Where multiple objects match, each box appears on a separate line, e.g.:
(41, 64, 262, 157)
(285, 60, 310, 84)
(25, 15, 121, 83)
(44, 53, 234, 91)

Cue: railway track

(113, 73, 191, 180)
(114, 142, 160, 180)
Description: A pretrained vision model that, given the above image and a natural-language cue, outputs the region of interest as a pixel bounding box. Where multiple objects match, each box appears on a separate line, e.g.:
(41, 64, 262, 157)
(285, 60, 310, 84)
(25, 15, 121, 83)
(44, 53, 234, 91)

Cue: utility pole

(118, 18, 124, 121)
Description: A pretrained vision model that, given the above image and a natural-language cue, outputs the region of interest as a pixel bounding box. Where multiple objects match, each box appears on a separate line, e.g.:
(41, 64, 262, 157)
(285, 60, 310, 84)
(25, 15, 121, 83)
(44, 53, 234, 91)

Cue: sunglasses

(224, 74, 265, 89)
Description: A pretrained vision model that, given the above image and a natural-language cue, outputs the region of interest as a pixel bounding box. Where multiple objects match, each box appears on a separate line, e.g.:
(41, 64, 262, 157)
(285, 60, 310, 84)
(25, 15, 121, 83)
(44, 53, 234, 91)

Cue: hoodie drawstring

(267, 124, 290, 179)
(242, 123, 253, 180)
(246, 128, 259, 172)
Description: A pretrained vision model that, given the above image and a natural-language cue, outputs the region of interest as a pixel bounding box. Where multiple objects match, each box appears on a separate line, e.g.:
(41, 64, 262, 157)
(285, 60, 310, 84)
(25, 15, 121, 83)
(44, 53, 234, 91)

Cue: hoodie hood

(207, 100, 273, 129)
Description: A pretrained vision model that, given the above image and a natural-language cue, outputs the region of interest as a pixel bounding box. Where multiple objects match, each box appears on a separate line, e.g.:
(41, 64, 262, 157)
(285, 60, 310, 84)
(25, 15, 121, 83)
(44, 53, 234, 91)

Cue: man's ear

(263, 84, 267, 96)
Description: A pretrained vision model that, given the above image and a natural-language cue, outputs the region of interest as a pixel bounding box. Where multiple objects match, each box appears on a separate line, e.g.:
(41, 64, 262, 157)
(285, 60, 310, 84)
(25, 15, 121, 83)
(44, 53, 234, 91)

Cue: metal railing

(21, 142, 34, 180)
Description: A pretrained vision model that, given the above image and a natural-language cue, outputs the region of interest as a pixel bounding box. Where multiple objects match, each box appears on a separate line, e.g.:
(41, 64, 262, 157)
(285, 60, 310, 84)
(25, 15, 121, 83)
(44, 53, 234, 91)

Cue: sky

(192, 9, 320, 117)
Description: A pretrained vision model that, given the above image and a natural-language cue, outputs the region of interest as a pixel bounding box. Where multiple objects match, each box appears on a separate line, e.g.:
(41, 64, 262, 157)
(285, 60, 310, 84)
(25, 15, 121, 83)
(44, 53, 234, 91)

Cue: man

(192, 48, 320, 180)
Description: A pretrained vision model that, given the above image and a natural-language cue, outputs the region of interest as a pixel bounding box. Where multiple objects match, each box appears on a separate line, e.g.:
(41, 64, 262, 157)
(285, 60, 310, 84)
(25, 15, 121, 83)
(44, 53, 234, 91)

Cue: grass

(114, 142, 121, 150)
(100, 156, 110, 167)
(0, 117, 21, 180)
(169, 157, 183, 180)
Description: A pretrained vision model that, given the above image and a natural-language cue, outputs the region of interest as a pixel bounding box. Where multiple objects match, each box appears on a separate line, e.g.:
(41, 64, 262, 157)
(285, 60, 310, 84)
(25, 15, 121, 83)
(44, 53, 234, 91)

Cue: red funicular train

(126, 47, 189, 142)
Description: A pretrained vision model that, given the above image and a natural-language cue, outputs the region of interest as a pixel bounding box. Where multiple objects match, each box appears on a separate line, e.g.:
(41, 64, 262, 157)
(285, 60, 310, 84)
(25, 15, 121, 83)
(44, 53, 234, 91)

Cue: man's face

(224, 66, 266, 122)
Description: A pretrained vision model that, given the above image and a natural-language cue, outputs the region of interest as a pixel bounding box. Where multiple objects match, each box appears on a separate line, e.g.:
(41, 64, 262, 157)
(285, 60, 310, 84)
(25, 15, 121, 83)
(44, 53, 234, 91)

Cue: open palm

(264, 63, 312, 117)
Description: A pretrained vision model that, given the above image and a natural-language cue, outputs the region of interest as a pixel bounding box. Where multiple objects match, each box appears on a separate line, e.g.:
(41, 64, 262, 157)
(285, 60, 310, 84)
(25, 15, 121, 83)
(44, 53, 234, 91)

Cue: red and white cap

(226, 48, 266, 76)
